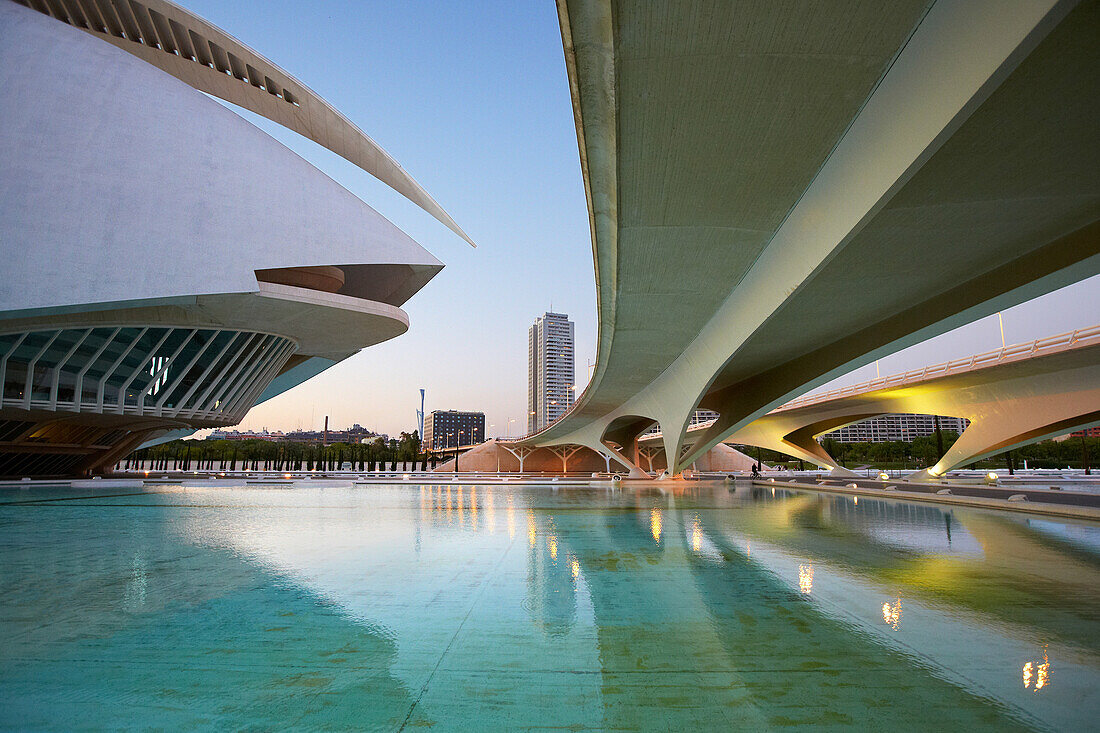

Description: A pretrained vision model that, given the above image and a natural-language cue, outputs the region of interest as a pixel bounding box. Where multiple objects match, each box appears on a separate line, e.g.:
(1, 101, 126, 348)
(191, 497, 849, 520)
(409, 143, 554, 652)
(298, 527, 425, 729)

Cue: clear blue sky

(187, 0, 1098, 438)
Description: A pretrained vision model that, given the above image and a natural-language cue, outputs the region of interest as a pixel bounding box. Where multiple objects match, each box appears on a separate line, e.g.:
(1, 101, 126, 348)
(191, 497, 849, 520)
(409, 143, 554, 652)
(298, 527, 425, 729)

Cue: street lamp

(456, 429, 466, 473)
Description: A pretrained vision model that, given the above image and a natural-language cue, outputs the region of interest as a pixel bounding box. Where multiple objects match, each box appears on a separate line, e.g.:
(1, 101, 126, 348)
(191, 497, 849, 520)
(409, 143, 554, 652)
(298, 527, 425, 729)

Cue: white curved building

(0, 1, 467, 476)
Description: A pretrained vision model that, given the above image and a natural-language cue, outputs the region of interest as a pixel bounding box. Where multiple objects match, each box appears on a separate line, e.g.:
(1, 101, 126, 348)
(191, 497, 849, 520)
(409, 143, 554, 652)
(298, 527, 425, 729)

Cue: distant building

(640, 409, 718, 437)
(822, 414, 970, 443)
(529, 312, 575, 433)
(206, 429, 285, 442)
(207, 425, 380, 443)
(424, 410, 485, 449)
(1069, 427, 1100, 438)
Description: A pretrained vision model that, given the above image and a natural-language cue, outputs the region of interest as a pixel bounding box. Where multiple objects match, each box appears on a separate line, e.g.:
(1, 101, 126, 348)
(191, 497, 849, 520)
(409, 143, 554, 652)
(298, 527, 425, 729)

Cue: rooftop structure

(0, 1, 466, 477)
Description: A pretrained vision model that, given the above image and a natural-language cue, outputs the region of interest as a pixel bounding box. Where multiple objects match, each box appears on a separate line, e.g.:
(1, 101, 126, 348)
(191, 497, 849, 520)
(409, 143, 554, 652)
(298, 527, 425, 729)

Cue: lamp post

(456, 429, 466, 473)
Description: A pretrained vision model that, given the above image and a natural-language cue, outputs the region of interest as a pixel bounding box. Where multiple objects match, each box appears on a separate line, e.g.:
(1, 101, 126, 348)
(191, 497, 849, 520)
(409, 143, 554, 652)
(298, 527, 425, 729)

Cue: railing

(778, 324, 1100, 412)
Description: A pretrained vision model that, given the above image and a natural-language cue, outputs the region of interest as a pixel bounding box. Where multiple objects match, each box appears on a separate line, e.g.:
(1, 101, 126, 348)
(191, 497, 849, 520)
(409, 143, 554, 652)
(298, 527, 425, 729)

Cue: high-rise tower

(528, 313, 575, 433)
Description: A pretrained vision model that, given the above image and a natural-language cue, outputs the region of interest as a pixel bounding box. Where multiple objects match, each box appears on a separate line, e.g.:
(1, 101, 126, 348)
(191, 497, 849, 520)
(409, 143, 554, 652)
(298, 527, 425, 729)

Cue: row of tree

(119, 431, 451, 472)
(736, 433, 1097, 471)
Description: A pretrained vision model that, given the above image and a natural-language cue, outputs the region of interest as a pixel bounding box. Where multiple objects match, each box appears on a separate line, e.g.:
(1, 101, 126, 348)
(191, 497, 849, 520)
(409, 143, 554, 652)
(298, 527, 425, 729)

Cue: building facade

(528, 313, 575, 433)
(822, 414, 970, 443)
(424, 411, 485, 450)
(0, 1, 466, 477)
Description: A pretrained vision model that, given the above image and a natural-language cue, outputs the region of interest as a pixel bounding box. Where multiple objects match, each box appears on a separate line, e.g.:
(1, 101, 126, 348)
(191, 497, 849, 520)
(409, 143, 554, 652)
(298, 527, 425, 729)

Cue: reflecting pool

(2, 482, 1098, 730)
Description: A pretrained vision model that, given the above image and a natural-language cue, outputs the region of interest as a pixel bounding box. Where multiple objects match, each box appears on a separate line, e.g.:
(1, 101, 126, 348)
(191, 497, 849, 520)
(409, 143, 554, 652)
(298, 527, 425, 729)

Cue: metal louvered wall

(0, 326, 298, 424)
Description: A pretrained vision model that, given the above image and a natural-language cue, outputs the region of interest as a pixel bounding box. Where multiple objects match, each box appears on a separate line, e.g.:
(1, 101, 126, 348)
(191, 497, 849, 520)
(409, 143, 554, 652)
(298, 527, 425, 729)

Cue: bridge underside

(636, 341, 1100, 478)
(527, 0, 1100, 474)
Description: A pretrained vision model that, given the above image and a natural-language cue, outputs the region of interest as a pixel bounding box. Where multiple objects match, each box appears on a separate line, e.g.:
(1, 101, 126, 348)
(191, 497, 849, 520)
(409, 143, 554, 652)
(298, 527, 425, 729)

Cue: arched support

(548, 445, 584, 474)
(910, 410, 1100, 481)
(593, 415, 658, 478)
(595, 440, 650, 479)
(638, 446, 661, 473)
(657, 409, 692, 478)
(676, 410, 744, 474)
(499, 444, 536, 473)
(778, 424, 862, 477)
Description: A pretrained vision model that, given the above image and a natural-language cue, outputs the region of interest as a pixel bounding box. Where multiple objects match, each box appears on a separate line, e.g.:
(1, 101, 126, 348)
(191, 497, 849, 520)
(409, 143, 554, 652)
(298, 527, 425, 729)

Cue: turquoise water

(1, 482, 1097, 731)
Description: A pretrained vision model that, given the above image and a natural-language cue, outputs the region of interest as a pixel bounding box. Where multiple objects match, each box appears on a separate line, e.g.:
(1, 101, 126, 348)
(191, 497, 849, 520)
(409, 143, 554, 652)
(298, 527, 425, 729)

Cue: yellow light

(571, 558, 580, 580)
(1037, 659, 1050, 690)
(987, 472, 998, 481)
(527, 511, 537, 548)
(650, 507, 662, 544)
(1022, 646, 1051, 691)
(548, 535, 558, 560)
(853, 496, 858, 505)
(284, 473, 292, 479)
(878, 472, 889, 481)
(798, 564, 813, 594)
(507, 496, 516, 540)
(691, 515, 702, 553)
(881, 597, 901, 630)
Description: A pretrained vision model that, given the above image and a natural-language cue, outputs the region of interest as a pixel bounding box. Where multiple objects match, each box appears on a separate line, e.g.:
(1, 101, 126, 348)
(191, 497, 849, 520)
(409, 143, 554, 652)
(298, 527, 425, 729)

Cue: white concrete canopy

(10, 0, 474, 246)
(527, 0, 1100, 475)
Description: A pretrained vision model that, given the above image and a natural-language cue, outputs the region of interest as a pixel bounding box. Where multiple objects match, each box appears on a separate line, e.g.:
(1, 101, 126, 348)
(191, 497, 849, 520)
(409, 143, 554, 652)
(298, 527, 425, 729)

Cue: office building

(528, 313, 575, 433)
(823, 414, 970, 443)
(424, 410, 485, 449)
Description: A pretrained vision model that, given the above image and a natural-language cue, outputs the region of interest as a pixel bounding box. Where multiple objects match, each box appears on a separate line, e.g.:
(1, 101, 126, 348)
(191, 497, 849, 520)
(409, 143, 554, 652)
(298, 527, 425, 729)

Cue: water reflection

(882, 597, 901, 630)
(3, 481, 1098, 730)
(507, 495, 516, 539)
(1023, 646, 1052, 691)
(798, 563, 814, 594)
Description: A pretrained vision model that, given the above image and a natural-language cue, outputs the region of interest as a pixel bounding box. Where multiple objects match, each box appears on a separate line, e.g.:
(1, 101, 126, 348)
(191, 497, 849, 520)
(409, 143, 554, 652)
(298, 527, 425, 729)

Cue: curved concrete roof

(0, 2, 442, 316)
(527, 0, 1100, 474)
(12, 0, 475, 247)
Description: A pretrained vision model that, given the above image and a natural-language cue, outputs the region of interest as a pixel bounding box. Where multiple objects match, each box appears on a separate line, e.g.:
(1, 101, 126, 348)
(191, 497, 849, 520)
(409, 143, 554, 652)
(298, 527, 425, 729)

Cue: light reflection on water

(1, 481, 1098, 730)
